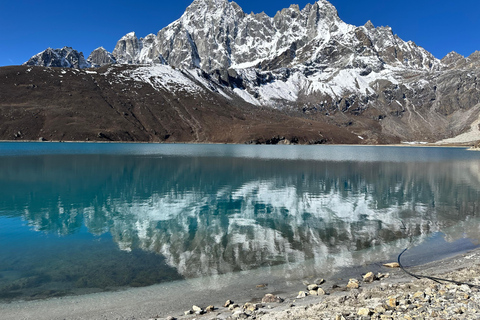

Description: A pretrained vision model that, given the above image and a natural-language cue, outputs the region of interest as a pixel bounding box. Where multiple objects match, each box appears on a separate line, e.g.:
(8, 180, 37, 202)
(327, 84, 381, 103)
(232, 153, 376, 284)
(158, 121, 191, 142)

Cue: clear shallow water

(0, 142, 479, 301)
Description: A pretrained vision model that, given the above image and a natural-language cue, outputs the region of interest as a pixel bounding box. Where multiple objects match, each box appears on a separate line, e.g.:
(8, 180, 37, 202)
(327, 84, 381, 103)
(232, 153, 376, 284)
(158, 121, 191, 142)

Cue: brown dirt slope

(0, 65, 394, 144)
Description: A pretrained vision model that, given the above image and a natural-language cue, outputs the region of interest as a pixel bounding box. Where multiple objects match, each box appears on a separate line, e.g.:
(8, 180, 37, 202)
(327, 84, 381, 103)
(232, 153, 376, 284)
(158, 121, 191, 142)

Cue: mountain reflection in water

(0, 144, 479, 300)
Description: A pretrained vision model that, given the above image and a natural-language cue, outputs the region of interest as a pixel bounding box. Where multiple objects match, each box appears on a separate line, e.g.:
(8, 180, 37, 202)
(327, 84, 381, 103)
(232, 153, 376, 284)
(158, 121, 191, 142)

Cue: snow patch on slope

(121, 65, 204, 93)
(234, 65, 403, 106)
(233, 88, 261, 106)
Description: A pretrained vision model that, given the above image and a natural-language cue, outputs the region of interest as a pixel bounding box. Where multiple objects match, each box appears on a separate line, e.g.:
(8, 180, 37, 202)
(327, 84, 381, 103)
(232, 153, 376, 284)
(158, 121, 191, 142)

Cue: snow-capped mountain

(24, 46, 90, 69)
(12, 0, 480, 144)
(111, 0, 438, 72)
(87, 47, 117, 67)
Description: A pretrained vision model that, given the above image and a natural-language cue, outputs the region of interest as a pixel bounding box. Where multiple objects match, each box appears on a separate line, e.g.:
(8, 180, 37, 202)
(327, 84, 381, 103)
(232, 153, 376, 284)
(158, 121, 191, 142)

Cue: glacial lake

(0, 142, 480, 302)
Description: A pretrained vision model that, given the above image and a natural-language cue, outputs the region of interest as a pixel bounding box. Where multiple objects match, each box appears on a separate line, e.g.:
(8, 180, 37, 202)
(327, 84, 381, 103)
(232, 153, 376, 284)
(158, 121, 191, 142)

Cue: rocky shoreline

(154, 248, 480, 320)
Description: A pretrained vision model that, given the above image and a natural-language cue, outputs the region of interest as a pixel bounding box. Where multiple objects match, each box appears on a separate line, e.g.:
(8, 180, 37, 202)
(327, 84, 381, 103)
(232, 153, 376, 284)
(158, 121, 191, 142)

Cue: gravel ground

(168, 248, 480, 320)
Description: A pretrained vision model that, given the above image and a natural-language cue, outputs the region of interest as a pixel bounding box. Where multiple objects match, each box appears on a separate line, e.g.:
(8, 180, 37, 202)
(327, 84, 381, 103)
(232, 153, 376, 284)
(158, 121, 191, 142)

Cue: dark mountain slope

(0, 65, 372, 144)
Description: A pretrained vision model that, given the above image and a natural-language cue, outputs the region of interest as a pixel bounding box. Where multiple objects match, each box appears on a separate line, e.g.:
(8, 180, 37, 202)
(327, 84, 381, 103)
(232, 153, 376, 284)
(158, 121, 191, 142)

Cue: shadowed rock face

(13, 0, 480, 144)
(87, 47, 116, 67)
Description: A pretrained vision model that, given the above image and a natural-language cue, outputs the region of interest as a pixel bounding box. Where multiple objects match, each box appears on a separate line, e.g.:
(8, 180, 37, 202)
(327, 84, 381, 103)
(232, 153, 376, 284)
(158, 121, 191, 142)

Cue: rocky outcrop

(87, 47, 116, 67)
(23, 47, 90, 69)
(441, 50, 480, 70)
(112, 32, 165, 65)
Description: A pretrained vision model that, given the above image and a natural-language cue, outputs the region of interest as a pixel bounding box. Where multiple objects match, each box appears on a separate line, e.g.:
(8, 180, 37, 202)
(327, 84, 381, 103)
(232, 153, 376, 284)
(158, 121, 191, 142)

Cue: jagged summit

(113, 0, 346, 70)
(24, 47, 90, 69)
(184, 0, 244, 15)
(87, 47, 116, 67)
(441, 50, 480, 70)
(105, 0, 438, 73)
(24, 0, 440, 74)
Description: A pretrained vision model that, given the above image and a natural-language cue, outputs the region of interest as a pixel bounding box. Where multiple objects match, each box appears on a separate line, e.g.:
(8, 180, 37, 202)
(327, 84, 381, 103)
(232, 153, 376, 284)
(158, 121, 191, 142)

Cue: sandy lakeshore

(1, 246, 480, 320)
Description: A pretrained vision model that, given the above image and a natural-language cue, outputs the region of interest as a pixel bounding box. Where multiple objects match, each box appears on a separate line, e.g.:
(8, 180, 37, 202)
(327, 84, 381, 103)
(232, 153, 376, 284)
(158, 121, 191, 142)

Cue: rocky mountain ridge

(24, 47, 90, 69)
(12, 0, 480, 144)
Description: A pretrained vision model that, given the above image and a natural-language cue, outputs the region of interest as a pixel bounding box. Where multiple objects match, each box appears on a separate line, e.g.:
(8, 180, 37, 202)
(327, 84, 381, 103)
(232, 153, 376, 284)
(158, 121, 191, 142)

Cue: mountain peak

(364, 20, 375, 30)
(23, 46, 90, 69)
(184, 0, 243, 15)
(120, 32, 138, 41)
(468, 50, 480, 60)
(105, 0, 440, 73)
(88, 47, 116, 67)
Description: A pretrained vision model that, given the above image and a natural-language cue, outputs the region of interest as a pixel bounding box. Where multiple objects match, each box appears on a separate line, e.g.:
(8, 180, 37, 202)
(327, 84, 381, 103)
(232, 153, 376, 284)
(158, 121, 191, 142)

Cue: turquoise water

(1, 142, 479, 301)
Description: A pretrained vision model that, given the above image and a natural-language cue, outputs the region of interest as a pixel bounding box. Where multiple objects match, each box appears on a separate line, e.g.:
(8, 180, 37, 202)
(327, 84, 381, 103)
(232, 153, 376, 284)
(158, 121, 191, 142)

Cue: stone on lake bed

(317, 288, 326, 295)
(228, 304, 240, 310)
(296, 291, 308, 298)
(262, 293, 284, 303)
(347, 279, 359, 289)
(383, 262, 400, 268)
(192, 305, 202, 312)
(205, 305, 215, 312)
(363, 272, 376, 282)
(309, 290, 318, 296)
(307, 284, 319, 291)
(232, 310, 247, 318)
(224, 299, 234, 307)
(315, 278, 325, 285)
(243, 302, 257, 311)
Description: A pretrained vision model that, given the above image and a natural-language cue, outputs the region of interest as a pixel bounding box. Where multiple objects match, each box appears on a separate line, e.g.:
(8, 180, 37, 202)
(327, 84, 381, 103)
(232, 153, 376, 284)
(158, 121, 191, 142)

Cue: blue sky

(1, 0, 479, 66)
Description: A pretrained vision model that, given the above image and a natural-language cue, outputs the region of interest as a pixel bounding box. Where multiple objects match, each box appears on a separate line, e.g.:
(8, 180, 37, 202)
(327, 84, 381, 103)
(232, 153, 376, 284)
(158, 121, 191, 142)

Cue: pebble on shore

(166, 251, 480, 320)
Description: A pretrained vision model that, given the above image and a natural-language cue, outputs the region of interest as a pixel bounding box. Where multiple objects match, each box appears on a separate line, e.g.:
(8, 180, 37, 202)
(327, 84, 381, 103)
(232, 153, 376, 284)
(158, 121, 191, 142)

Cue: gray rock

(307, 284, 319, 291)
(347, 279, 359, 289)
(24, 47, 90, 69)
(192, 305, 202, 312)
(262, 293, 284, 303)
(87, 47, 116, 67)
(363, 272, 375, 283)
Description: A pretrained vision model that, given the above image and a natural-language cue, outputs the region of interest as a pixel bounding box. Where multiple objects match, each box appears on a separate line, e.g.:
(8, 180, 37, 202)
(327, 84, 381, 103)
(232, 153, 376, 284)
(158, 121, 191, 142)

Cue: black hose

(397, 247, 480, 288)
